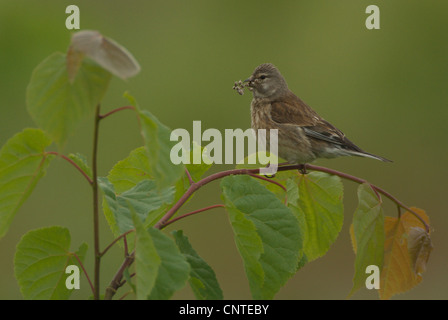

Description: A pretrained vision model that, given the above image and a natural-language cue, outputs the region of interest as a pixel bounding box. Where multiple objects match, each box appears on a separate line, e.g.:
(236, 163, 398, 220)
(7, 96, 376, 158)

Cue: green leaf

(102, 146, 155, 242)
(131, 207, 160, 300)
(99, 177, 174, 234)
(287, 172, 344, 262)
(221, 175, 302, 299)
(147, 228, 190, 300)
(174, 143, 212, 203)
(14, 226, 88, 300)
(235, 153, 292, 202)
(26, 52, 111, 146)
(349, 183, 385, 297)
(172, 230, 223, 300)
(137, 107, 185, 189)
(0, 129, 54, 239)
(107, 146, 152, 194)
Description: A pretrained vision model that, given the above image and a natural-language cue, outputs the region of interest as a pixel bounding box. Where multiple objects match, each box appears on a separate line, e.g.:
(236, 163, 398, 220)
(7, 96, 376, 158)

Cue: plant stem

(72, 253, 94, 295)
(46, 152, 93, 185)
(99, 105, 135, 120)
(153, 168, 255, 229)
(280, 164, 430, 232)
(99, 229, 135, 257)
(92, 104, 101, 300)
(104, 251, 135, 300)
(159, 204, 225, 229)
(248, 172, 288, 204)
(107, 162, 429, 299)
(154, 164, 429, 232)
(185, 168, 194, 185)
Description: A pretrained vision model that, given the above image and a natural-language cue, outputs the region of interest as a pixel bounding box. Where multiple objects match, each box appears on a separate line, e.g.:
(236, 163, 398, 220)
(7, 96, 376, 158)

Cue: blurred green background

(0, 0, 447, 299)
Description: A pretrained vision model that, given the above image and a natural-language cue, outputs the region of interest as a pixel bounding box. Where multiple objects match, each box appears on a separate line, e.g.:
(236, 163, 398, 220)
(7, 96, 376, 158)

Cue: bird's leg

(261, 162, 286, 179)
(299, 163, 308, 175)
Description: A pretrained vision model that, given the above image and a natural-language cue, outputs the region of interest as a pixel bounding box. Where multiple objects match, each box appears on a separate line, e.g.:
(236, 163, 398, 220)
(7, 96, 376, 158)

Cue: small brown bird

(244, 63, 392, 164)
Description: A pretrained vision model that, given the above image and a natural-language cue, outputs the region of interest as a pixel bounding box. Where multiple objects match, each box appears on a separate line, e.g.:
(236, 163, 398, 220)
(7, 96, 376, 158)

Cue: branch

(153, 168, 259, 229)
(99, 105, 135, 120)
(92, 104, 101, 300)
(159, 204, 225, 229)
(104, 251, 135, 300)
(46, 152, 93, 185)
(281, 164, 430, 232)
(248, 172, 287, 204)
(72, 252, 95, 295)
(100, 229, 135, 257)
(107, 162, 429, 299)
(185, 168, 194, 185)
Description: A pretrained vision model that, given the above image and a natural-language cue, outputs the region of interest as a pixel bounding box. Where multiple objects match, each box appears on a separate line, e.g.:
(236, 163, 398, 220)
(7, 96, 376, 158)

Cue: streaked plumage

(245, 63, 391, 164)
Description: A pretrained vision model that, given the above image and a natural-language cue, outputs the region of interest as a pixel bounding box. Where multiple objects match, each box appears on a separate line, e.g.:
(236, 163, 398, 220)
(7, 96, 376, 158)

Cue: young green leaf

(221, 175, 302, 299)
(131, 207, 161, 300)
(147, 228, 190, 300)
(0, 129, 54, 239)
(132, 205, 190, 300)
(26, 52, 111, 146)
(107, 146, 152, 194)
(286, 172, 344, 262)
(99, 177, 174, 234)
(14, 226, 88, 300)
(137, 108, 185, 189)
(172, 230, 223, 300)
(349, 183, 385, 297)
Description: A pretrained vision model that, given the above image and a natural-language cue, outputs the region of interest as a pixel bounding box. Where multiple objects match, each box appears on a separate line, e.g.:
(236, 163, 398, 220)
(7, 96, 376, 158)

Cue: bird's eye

(259, 75, 266, 80)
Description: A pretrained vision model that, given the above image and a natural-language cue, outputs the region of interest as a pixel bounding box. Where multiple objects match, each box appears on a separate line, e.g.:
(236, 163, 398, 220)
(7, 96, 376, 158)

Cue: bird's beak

(243, 77, 253, 86)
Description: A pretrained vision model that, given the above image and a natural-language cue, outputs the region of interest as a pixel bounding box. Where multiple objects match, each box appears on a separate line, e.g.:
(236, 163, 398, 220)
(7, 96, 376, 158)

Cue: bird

(243, 63, 392, 165)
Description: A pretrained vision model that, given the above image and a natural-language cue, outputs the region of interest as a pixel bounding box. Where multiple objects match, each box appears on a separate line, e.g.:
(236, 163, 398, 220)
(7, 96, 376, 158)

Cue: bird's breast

(250, 98, 273, 130)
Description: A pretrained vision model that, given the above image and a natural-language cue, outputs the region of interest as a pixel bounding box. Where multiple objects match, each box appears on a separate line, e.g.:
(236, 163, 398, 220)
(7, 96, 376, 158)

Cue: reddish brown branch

(99, 105, 135, 119)
(46, 152, 93, 185)
(106, 162, 429, 299)
(159, 204, 225, 229)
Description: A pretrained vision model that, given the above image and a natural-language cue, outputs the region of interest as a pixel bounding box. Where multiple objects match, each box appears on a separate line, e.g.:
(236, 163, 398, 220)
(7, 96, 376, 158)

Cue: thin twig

(92, 104, 101, 300)
(99, 106, 135, 119)
(72, 252, 95, 295)
(104, 250, 135, 300)
(99, 229, 135, 257)
(159, 204, 225, 229)
(123, 234, 129, 258)
(185, 168, 194, 185)
(46, 152, 93, 185)
(118, 291, 133, 300)
(248, 172, 288, 204)
(281, 164, 429, 232)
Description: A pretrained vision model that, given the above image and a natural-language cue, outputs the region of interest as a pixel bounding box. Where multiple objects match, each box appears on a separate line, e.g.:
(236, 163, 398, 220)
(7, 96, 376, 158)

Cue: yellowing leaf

(379, 208, 431, 300)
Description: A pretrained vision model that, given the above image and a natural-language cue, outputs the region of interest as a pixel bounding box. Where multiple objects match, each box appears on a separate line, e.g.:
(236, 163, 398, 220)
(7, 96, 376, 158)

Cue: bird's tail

(350, 150, 393, 162)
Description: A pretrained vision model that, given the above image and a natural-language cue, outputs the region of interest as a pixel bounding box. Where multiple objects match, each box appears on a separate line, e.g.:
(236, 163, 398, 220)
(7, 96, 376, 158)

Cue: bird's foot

(299, 164, 308, 175)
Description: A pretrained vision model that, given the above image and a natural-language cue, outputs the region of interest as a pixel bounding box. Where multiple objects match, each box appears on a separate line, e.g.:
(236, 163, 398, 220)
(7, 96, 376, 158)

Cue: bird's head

(244, 63, 289, 99)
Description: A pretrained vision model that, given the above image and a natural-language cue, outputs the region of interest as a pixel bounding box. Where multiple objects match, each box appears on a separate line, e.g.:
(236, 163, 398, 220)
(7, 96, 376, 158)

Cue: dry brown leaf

(70, 30, 140, 79)
(408, 227, 433, 276)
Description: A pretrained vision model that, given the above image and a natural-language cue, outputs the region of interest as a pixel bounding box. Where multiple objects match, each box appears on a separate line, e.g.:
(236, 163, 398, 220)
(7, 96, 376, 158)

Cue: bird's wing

(270, 92, 363, 151)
